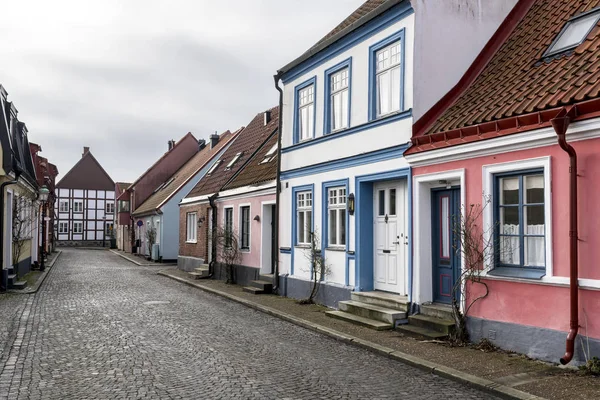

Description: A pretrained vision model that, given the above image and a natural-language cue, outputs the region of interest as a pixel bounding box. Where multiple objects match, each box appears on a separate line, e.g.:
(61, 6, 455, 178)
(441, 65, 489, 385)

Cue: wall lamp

(197, 216, 206, 227)
(253, 215, 260, 222)
(347, 193, 355, 216)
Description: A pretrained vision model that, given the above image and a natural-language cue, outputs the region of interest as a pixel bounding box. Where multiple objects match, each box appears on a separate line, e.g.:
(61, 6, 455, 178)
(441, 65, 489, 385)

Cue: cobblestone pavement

(0, 249, 501, 399)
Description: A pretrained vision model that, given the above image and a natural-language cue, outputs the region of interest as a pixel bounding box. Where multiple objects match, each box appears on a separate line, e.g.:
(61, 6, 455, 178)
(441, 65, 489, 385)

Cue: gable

(57, 152, 114, 190)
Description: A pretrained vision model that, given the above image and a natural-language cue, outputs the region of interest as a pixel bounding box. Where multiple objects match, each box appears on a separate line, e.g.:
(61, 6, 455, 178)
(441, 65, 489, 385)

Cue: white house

(274, 0, 517, 314)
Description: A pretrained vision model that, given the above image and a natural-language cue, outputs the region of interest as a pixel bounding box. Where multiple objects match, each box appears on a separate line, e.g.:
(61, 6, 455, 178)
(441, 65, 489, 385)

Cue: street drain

(143, 301, 171, 305)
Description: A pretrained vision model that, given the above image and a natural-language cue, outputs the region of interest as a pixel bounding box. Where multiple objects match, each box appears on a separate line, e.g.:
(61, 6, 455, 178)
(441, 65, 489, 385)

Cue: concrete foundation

(57, 240, 106, 247)
(212, 263, 260, 287)
(468, 317, 600, 365)
(277, 275, 351, 309)
(177, 256, 205, 272)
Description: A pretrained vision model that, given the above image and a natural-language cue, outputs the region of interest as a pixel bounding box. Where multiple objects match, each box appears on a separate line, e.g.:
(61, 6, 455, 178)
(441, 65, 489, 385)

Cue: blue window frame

(368, 29, 405, 121)
(293, 76, 317, 144)
(492, 169, 546, 279)
(324, 58, 352, 134)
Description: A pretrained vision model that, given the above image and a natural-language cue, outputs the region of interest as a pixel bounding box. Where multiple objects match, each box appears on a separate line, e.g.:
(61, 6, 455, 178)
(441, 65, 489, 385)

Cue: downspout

(551, 112, 579, 365)
(0, 170, 21, 292)
(208, 193, 218, 277)
(272, 72, 284, 293)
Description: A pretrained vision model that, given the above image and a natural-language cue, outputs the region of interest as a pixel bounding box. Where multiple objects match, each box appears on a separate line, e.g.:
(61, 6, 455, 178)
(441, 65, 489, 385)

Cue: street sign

(137, 220, 143, 227)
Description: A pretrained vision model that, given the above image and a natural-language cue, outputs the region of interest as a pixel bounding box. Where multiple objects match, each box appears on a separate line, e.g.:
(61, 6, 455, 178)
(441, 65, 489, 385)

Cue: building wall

(179, 202, 211, 261)
(410, 129, 600, 344)
(215, 192, 275, 270)
(411, 0, 517, 119)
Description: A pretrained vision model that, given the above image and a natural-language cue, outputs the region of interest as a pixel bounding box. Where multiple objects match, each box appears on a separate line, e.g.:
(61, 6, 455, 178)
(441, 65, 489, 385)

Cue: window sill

(240, 249, 250, 253)
(325, 127, 349, 136)
(325, 247, 346, 252)
(295, 245, 311, 249)
(185, 240, 197, 244)
(372, 109, 404, 122)
(487, 267, 546, 280)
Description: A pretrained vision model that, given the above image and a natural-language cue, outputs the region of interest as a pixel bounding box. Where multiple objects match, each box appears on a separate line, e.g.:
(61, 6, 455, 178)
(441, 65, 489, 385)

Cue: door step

(338, 300, 406, 324)
(351, 291, 409, 312)
(408, 314, 455, 334)
(396, 324, 448, 339)
(325, 311, 392, 331)
(188, 265, 210, 280)
(10, 281, 27, 290)
(396, 303, 456, 340)
(242, 286, 265, 295)
(242, 280, 272, 295)
(420, 303, 454, 320)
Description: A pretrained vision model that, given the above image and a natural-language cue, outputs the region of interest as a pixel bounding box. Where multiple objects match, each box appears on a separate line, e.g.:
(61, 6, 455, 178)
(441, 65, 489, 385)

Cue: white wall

(411, 0, 518, 120)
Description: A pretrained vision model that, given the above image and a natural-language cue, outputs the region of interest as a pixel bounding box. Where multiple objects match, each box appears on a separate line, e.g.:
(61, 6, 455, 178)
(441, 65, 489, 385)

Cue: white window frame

(260, 143, 278, 164)
(73, 201, 83, 213)
(298, 84, 315, 142)
(59, 200, 69, 212)
(73, 221, 83, 234)
(224, 207, 234, 248)
(544, 8, 600, 57)
(239, 205, 251, 251)
(375, 41, 402, 117)
(482, 157, 553, 277)
(226, 153, 242, 170)
(329, 67, 349, 132)
(207, 160, 222, 175)
(58, 222, 68, 234)
(106, 202, 115, 213)
(186, 212, 197, 243)
(296, 191, 312, 246)
(327, 187, 347, 247)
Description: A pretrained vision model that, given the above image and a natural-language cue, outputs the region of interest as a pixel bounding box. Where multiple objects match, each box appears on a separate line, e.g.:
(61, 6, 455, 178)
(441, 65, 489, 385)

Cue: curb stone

(109, 249, 176, 267)
(9, 250, 63, 295)
(157, 270, 546, 400)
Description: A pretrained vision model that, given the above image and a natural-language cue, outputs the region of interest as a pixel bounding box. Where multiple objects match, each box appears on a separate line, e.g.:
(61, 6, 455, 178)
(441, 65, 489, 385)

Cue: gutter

(551, 108, 580, 365)
(273, 73, 284, 292)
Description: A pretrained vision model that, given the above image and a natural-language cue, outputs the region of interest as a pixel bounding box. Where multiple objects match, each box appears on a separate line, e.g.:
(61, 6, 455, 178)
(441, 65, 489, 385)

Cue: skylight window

(225, 152, 242, 170)
(207, 160, 221, 175)
(260, 144, 278, 164)
(161, 178, 175, 190)
(545, 8, 600, 57)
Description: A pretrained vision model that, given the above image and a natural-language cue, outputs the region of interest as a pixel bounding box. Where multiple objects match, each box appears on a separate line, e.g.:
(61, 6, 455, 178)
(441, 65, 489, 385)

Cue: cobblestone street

(0, 249, 500, 399)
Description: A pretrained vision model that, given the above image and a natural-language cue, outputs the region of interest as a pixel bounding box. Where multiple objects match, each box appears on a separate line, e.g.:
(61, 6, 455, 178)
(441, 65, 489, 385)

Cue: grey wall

(411, 0, 518, 120)
(278, 275, 351, 309)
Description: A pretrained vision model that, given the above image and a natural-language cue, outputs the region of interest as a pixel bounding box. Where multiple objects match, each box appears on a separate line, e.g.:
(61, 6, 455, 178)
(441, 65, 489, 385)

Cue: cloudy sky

(1, 0, 364, 183)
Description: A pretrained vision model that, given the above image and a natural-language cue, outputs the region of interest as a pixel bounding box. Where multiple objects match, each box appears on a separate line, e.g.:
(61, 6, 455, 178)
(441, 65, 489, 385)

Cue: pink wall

(413, 137, 600, 339)
(216, 193, 275, 269)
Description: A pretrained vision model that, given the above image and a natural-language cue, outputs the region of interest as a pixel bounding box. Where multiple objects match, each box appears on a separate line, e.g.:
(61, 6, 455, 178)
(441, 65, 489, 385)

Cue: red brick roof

(424, 0, 600, 136)
(185, 107, 278, 199)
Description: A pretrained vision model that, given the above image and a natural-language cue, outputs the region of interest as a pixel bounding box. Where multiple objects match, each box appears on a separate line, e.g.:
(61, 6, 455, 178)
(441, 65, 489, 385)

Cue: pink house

(405, 0, 600, 364)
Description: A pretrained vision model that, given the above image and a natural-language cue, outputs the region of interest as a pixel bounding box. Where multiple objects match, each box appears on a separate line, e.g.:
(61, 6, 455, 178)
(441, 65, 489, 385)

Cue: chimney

(210, 131, 219, 149)
(264, 110, 271, 126)
(83, 146, 90, 158)
(198, 139, 206, 150)
(168, 139, 175, 151)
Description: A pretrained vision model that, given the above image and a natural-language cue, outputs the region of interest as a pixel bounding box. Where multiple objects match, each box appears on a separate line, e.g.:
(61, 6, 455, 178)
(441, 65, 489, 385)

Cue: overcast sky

(1, 0, 364, 183)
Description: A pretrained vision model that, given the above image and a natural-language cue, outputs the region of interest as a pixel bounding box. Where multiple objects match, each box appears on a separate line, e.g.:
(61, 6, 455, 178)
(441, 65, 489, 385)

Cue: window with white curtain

(375, 41, 401, 117)
(186, 213, 197, 242)
(298, 84, 314, 141)
(330, 68, 349, 131)
(296, 191, 312, 245)
(328, 187, 346, 247)
(496, 171, 545, 269)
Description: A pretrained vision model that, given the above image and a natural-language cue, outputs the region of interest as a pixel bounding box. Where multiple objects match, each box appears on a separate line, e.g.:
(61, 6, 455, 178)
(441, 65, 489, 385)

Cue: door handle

(392, 241, 400, 245)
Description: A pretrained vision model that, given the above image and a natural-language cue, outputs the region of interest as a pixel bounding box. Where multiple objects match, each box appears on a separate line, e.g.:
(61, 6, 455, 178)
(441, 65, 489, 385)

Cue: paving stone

(0, 249, 500, 399)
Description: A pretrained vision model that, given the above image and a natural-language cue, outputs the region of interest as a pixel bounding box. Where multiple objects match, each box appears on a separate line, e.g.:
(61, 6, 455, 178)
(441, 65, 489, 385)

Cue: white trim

(481, 156, 553, 277)
(405, 117, 600, 167)
(180, 194, 214, 206)
(216, 181, 276, 200)
(481, 274, 600, 291)
(238, 203, 251, 253)
(412, 169, 465, 305)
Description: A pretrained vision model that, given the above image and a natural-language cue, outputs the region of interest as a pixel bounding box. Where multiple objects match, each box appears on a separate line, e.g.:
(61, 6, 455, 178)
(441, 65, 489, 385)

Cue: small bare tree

(12, 194, 35, 276)
(450, 195, 496, 344)
(212, 226, 242, 284)
(145, 226, 156, 258)
(299, 228, 330, 305)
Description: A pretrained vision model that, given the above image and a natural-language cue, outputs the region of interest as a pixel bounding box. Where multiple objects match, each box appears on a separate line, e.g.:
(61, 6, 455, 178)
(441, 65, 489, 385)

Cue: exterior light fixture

(197, 216, 206, 227)
(38, 185, 50, 202)
(253, 215, 260, 222)
(348, 193, 355, 216)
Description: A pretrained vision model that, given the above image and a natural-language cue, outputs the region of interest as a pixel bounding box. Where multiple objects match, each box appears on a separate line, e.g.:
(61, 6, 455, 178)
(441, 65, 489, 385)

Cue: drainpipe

(272, 72, 284, 293)
(0, 171, 21, 292)
(551, 112, 579, 365)
(208, 193, 218, 277)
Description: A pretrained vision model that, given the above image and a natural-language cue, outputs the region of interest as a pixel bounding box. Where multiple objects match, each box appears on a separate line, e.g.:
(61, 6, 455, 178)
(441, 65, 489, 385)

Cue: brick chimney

(83, 146, 90, 158)
(264, 110, 271, 126)
(168, 140, 176, 151)
(210, 131, 219, 149)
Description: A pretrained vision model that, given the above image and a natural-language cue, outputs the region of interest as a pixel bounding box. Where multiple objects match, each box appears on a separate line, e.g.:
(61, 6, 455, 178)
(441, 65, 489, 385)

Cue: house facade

(275, 0, 515, 308)
(179, 109, 277, 284)
(131, 131, 235, 262)
(117, 133, 200, 255)
(55, 147, 115, 247)
(114, 182, 131, 251)
(406, 0, 600, 364)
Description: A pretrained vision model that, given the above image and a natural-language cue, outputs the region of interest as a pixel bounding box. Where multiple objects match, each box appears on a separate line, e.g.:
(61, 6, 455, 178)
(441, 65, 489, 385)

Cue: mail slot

(383, 249, 391, 254)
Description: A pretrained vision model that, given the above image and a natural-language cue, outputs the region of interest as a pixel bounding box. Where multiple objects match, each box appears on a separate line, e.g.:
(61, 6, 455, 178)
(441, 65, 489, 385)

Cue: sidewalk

(109, 249, 176, 266)
(10, 250, 63, 294)
(158, 267, 600, 400)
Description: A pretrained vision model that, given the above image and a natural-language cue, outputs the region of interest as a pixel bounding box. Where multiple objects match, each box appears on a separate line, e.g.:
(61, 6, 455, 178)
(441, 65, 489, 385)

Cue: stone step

(351, 291, 409, 311)
(408, 314, 455, 334)
(242, 286, 265, 295)
(188, 271, 209, 280)
(7, 274, 16, 283)
(325, 310, 392, 331)
(11, 281, 27, 290)
(396, 324, 449, 340)
(420, 303, 454, 320)
(249, 280, 272, 293)
(259, 273, 274, 282)
(339, 300, 406, 324)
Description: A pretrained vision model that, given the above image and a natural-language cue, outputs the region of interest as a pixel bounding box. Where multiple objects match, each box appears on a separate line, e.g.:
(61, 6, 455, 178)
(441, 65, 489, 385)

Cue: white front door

(373, 180, 407, 294)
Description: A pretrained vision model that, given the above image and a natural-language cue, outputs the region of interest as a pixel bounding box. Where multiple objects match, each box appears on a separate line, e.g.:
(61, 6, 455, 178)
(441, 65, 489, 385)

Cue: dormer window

(260, 144, 278, 164)
(162, 178, 175, 190)
(545, 8, 600, 57)
(207, 160, 221, 175)
(225, 152, 242, 170)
